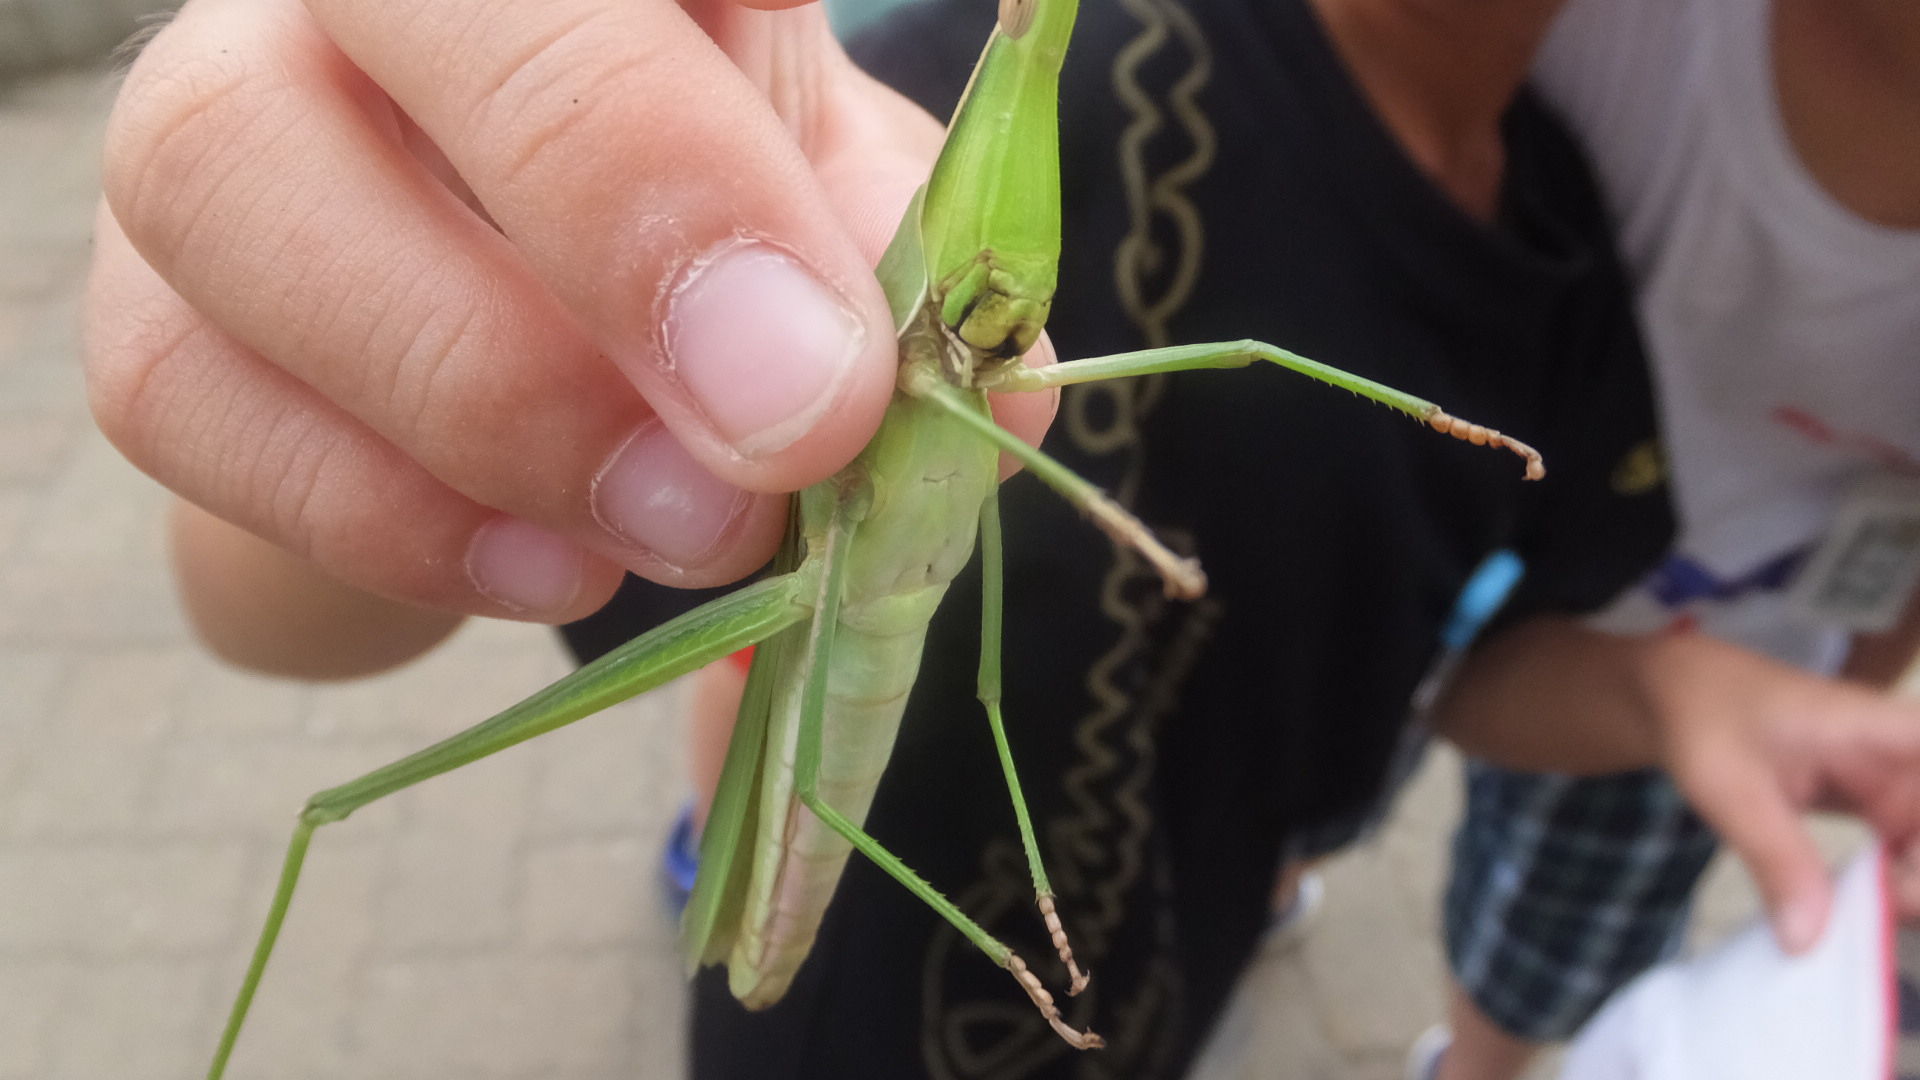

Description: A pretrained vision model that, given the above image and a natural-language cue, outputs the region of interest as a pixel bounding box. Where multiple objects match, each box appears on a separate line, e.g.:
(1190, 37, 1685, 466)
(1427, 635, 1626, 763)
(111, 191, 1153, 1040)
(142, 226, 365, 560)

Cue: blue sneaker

(1262, 870, 1324, 952)
(1404, 1024, 1450, 1080)
(661, 801, 700, 919)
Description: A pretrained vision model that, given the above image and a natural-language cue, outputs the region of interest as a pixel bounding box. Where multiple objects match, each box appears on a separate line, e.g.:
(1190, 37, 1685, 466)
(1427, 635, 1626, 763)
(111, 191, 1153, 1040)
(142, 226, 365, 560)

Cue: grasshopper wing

(682, 513, 810, 970)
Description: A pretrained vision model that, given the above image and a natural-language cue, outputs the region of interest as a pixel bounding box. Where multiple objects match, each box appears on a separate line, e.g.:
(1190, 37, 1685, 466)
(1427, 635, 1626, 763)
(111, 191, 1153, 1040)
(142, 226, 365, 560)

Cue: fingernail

(661, 239, 864, 458)
(465, 518, 584, 615)
(1776, 895, 1825, 954)
(593, 422, 751, 570)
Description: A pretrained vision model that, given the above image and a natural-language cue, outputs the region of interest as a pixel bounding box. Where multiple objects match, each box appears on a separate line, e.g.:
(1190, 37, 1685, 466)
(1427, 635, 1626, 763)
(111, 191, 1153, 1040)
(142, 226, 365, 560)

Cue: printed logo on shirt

(1610, 438, 1666, 497)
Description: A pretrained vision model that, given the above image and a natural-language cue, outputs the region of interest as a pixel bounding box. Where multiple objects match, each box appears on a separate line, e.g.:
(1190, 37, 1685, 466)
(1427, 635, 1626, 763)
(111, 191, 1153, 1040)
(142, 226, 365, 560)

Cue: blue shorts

(1444, 762, 1719, 1041)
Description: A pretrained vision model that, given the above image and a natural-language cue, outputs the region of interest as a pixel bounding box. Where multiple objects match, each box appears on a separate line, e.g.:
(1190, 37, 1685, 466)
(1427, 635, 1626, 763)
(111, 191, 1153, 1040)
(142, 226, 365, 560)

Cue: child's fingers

(298, 0, 897, 492)
(86, 213, 616, 619)
(1679, 734, 1834, 955)
(103, 0, 786, 584)
(86, 211, 784, 613)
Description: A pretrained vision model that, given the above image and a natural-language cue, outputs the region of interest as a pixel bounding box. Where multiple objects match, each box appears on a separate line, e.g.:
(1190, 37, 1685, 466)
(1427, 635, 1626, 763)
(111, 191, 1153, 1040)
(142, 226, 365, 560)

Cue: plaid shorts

(1444, 761, 1720, 1041)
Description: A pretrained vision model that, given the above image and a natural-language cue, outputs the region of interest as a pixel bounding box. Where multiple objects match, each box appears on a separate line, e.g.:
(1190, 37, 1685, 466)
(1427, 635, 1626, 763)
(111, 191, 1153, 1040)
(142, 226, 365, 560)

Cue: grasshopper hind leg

(977, 489, 1091, 995)
(201, 574, 814, 1079)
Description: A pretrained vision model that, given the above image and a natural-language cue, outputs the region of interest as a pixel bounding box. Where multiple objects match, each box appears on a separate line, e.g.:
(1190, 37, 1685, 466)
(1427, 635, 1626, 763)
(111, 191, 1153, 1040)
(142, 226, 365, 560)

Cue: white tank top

(1534, 0, 1920, 670)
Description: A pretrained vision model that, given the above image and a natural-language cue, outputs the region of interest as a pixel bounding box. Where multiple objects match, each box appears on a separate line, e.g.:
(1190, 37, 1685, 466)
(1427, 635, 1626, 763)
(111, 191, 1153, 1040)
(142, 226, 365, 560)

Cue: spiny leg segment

(980, 340, 1547, 481)
(977, 489, 1091, 994)
(791, 483, 1104, 1049)
(202, 574, 815, 1080)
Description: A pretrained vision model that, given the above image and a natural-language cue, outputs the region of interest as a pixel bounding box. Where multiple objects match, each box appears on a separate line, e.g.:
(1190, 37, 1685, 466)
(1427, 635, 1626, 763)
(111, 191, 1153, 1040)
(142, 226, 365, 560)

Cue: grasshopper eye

(998, 0, 1036, 38)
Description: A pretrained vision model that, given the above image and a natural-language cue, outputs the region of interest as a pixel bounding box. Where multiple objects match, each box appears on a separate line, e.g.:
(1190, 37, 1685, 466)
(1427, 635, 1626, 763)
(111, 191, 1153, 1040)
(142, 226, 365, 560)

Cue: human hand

(1644, 633, 1920, 953)
(87, 0, 1054, 628)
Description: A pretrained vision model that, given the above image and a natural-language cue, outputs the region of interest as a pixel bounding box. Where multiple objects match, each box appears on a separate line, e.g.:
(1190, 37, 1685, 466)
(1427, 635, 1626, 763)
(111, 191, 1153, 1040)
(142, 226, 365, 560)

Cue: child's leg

(686, 652, 751, 832)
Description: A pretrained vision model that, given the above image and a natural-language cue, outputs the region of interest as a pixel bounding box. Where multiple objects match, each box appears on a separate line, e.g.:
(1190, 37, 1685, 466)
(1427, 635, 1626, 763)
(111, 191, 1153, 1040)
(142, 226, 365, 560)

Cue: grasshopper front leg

(203, 573, 814, 1080)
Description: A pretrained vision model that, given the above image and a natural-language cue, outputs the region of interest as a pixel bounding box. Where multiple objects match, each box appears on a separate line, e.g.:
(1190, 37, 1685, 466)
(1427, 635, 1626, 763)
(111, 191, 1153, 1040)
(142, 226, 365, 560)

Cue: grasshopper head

(935, 251, 1056, 366)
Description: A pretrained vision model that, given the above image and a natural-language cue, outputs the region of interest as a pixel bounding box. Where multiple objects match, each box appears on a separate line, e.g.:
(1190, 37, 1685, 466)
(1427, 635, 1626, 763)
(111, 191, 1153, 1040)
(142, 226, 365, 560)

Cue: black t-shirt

(561, 1, 1672, 1076)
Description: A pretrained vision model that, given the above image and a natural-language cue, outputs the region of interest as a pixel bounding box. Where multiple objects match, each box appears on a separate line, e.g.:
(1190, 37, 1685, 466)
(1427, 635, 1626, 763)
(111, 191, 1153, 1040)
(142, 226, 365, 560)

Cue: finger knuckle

(375, 280, 489, 448)
(104, 36, 299, 261)
(82, 298, 208, 469)
(458, 9, 674, 194)
(255, 412, 347, 564)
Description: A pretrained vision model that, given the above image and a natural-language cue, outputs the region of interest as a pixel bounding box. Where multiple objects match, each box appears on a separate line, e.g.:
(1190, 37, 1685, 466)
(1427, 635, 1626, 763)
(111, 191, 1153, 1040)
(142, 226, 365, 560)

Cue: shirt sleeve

(1495, 288, 1675, 627)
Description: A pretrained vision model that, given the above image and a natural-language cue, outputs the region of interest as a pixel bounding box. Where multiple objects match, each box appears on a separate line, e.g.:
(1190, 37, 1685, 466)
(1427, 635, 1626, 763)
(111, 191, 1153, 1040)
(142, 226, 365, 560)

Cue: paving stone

(527, 688, 688, 837)
(1376, 744, 1460, 928)
(0, 410, 81, 483)
(0, 488, 33, 560)
(0, 961, 69, 1080)
(523, 837, 652, 948)
(209, 841, 386, 1080)
(1301, 842, 1448, 1058)
(0, 235, 90, 299)
(0, 82, 109, 244)
(2, 724, 162, 837)
(0, 551, 188, 643)
(58, 644, 186, 738)
(170, 650, 312, 737)
(1189, 944, 1351, 1080)
(303, 628, 565, 742)
(0, 279, 91, 412)
(0, 645, 68, 754)
(374, 827, 521, 952)
(16, 433, 169, 567)
(0, 841, 249, 956)
(351, 953, 633, 1075)
(145, 734, 420, 837)
(1, 646, 182, 838)
(43, 958, 214, 1080)
(628, 933, 693, 1067)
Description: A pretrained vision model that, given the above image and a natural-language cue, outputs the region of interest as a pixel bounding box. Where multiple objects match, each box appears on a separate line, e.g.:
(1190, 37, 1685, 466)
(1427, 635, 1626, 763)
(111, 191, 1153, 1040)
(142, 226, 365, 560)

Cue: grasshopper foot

(1084, 492, 1207, 599)
(1426, 409, 1546, 481)
(1006, 953, 1105, 1049)
(1036, 892, 1091, 996)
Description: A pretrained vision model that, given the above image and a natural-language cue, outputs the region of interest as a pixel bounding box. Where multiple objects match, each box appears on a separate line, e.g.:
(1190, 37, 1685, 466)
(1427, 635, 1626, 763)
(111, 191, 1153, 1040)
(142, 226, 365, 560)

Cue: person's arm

(169, 501, 464, 679)
(1434, 614, 1920, 952)
(1840, 583, 1920, 688)
(1431, 616, 1665, 774)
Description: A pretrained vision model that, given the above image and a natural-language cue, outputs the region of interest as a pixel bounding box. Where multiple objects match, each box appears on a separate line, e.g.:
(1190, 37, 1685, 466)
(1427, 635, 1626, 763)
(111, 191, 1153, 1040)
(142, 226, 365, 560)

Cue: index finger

(301, 0, 897, 492)
(1677, 731, 1834, 953)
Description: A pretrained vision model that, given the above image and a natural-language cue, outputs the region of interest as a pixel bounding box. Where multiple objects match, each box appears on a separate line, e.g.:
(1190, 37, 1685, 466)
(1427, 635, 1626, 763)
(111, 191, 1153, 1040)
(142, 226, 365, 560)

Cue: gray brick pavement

(0, 66, 1856, 1080)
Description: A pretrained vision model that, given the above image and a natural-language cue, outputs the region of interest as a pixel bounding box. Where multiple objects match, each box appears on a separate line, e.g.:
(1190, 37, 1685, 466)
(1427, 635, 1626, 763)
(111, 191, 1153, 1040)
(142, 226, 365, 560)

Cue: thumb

(706, 10, 1061, 458)
(1684, 740, 1834, 953)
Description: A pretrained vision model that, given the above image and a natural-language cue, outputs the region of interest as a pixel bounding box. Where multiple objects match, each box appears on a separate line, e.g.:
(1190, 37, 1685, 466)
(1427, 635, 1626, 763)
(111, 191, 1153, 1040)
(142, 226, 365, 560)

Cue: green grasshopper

(201, 0, 1543, 1072)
